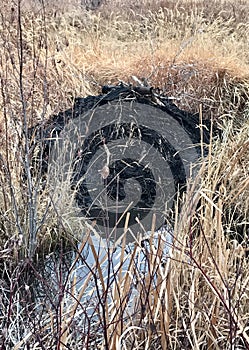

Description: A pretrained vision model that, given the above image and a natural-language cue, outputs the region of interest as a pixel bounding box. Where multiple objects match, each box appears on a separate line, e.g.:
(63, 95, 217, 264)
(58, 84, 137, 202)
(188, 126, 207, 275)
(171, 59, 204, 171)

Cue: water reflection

(70, 225, 174, 312)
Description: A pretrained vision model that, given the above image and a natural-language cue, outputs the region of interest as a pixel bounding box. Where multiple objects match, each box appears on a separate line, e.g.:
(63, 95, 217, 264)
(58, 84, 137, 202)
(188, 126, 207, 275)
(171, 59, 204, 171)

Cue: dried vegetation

(0, 0, 248, 349)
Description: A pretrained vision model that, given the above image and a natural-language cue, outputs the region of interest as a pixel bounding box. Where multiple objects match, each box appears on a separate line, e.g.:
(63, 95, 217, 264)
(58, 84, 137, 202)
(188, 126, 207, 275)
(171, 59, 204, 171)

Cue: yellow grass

(0, 0, 248, 349)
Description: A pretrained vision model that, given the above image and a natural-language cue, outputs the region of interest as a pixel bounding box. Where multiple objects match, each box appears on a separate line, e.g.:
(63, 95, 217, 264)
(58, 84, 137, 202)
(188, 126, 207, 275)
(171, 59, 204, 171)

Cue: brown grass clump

(0, 0, 248, 349)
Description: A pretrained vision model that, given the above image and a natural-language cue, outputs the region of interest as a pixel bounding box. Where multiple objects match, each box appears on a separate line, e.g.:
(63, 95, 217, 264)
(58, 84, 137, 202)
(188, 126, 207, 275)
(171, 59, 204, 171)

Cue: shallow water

(69, 225, 174, 311)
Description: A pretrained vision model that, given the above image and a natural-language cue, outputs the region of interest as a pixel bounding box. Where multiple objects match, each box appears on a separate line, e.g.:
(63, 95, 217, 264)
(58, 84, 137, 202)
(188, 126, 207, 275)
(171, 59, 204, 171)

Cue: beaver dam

(31, 83, 211, 239)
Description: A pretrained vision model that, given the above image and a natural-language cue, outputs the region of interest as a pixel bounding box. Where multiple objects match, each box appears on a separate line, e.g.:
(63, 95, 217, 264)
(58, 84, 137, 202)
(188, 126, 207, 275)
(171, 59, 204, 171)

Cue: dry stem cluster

(0, 0, 248, 349)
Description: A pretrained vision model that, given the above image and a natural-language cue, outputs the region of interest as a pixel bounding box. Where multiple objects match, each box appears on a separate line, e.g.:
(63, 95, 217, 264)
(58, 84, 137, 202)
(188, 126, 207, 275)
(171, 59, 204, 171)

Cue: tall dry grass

(0, 0, 248, 348)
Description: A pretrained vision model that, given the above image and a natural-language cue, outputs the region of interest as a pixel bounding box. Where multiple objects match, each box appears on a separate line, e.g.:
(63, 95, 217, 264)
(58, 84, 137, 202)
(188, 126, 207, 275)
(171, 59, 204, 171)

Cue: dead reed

(0, 0, 248, 348)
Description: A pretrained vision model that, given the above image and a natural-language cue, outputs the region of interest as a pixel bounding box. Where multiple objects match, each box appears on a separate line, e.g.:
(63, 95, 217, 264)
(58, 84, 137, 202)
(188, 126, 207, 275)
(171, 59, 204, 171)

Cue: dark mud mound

(30, 83, 211, 237)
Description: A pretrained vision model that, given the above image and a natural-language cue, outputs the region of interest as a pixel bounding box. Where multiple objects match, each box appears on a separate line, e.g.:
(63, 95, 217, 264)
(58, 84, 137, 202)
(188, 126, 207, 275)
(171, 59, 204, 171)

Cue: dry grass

(0, 0, 248, 348)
